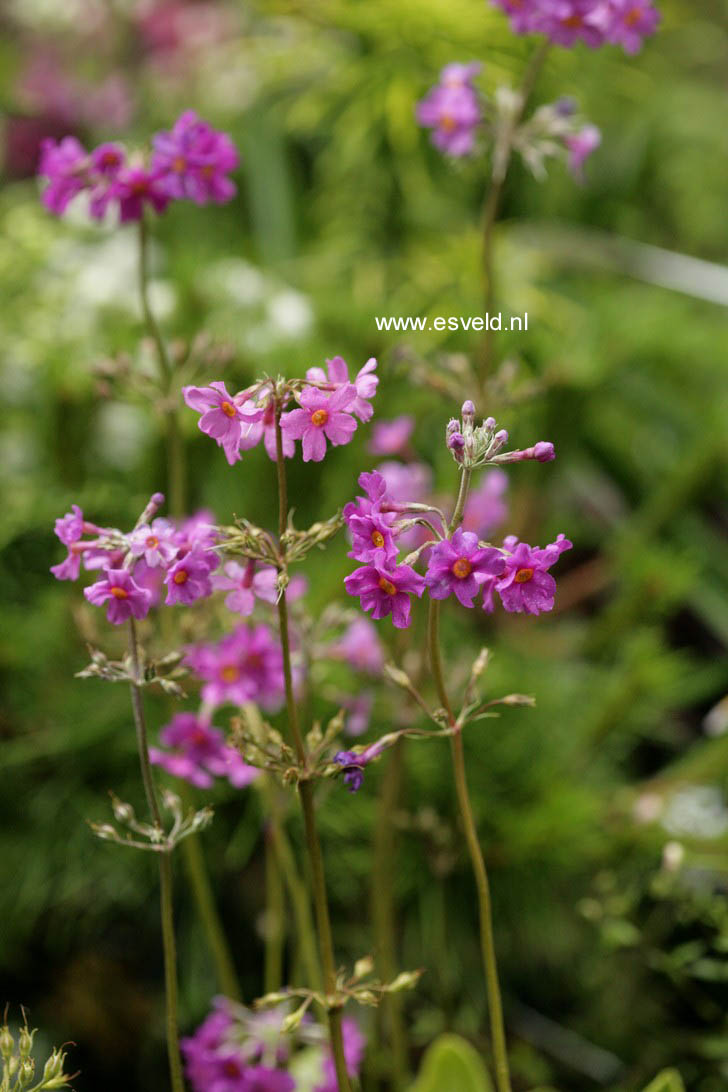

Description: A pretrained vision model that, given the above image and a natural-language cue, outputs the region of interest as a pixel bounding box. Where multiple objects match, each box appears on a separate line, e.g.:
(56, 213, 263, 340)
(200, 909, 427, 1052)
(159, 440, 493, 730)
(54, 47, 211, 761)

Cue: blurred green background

(2, 0, 728, 1089)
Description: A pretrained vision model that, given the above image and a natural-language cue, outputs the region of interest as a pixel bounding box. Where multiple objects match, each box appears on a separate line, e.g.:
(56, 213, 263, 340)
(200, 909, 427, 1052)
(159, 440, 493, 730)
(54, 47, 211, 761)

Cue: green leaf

(407, 1034, 495, 1092)
(642, 1070, 686, 1092)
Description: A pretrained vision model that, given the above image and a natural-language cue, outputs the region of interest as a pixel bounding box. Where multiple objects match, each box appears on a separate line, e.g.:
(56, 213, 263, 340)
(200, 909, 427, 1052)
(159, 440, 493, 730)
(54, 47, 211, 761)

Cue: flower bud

(447, 432, 465, 462)
(484, 416, 496, 430)
(446, 418, 460, 438)
(18, 1025, 34, 1058)
(0, 1025, 14, 1058)
(534, 441, 555, 462)
(461, 400, 475, 428)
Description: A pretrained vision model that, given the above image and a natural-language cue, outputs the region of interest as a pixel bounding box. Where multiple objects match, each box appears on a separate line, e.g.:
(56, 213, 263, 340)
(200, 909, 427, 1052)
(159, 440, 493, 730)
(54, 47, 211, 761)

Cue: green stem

(480, 39, 551, 384)
(372, 740, 408, 1089)
(273, 404, 352, 1092)
(427, 601, 511, 1092)
(127, 620, 184, 1092)
(137, 215, 185, 518)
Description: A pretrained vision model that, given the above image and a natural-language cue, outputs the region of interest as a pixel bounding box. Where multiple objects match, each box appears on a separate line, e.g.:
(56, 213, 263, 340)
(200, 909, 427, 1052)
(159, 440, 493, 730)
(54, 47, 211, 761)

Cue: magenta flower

(375, 461, 432, 505)
(343, 470, 392, 522)
(212, 560, 278, 616)
(368, 415, 414, 457)
(462, 469, 508, 538)
(602, 0, 660, 52)
(185, 624, 285, 711)
(238, 394, 295, 460)
(84, 568, 152, 624)
(344, 562, 425, 629)
(128, 518, 178, 567)
(425, 529, 505, 608)
(417, 65, 482, 157)
(106, 165, 172, 222)
(329, 617, 385, 675)
(565, 125, 601, 181)
(183, 382, 263, 466)
(152, 110, 238, 204)
(316, 1018, 365, 1092)
(164, 550, 216, 605)
(37, 136, 89, 214)
(281, 384, 358, 462)
(345, 508, 398, 567)
(149, 713, 258, 789)
(90, 142, 126, 178)
(306, 356, 379, 422)
(50, 503, 87, 581)
(490, 0, 659, 51)
(495, 533, 572, 615)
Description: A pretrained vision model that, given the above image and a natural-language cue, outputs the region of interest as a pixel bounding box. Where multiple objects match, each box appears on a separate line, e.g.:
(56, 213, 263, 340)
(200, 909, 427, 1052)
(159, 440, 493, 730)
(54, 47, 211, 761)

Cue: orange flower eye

(221, 401, 236, 418)
(378, 577, 397, 596)
(220, 665, 240, 682)
(452, 558, 472, 579)
(515, 567, 534, 584)
(173, 569, 189, 585)
(371, 531, 385, 548)
(311, 409, 329, 427)
(110, 586, 128, 599)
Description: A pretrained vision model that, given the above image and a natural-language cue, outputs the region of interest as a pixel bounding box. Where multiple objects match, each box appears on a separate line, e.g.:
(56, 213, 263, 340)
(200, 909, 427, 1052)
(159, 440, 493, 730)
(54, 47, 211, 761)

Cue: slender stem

(372, 740, 408, 1089)
(179, 817, 242, 1001)
(137, 215, 185, 518)
(273, 405, 352, 1092)
(127, 619, 184, 1092)
(264, 820, 285, 993)
(480, 39, 551, 383)
(450, 467, 472, 536)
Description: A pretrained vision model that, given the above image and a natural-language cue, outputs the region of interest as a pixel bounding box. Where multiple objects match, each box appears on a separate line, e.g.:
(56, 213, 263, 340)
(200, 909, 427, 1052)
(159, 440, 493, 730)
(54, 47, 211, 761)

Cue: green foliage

(407, 1034, 495, 1092)
(642, 1071, 686, 1092)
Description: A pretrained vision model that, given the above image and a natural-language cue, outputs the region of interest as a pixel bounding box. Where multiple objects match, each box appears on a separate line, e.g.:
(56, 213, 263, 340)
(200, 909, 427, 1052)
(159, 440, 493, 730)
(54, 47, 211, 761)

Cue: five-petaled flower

(425, 529, 506, 608)
(493, 534, 573, 615)
(344, 562, 425, 629)
(281, 384, 358, 463)
(183, 382, 263, 466)
(84, 568, 152, 624)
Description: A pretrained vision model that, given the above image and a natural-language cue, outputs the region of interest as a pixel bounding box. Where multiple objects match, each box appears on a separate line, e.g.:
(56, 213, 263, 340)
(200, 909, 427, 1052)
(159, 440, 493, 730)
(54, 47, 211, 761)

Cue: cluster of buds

(90, 788, 213, 853)
(497, 90, 601, 181)
(446, 401, 555, 470)
(0, 1015, 75, 1091)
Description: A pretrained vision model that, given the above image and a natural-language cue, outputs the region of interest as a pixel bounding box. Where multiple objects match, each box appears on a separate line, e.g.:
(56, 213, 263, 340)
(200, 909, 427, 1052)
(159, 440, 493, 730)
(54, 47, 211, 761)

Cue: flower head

(164, 550, 216, 605)
(84, 568, 152, 624)
(150, 713, 258, 789)
(185, 624, 285, 711)
(212, 561, 279, 616)
(565, 124, 601, 181)
(425, 529, 505, 608)
(306, 356, 379, 422)
(281, 384, 358, 462)
(152, 110, 238, 204)
(344, 562, 425, 629)
(183, 381, 263, 465)
(37, 136, 89, 214)
(494, 533, 572, 614)
(490, 0, 659, 52)
(417, 64, 482, 156)
(345, 508, 398, 567)
(106, 164, 172, 221)
(128, 518, 178, 568)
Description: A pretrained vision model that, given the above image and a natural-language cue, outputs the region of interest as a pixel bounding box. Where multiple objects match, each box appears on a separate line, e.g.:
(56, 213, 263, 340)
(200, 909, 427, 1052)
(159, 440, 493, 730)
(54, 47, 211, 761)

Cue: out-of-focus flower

(565, 125, 601, 181)
(212, 561, 279, 616)
(490, 0, 660, 52)
(185, 625, 285, 711)
(150, 713, 258, 789)
(462, 469, 508, 538)
(329, 617, 385, 675)
(152, 110, 238, 204)
(369, 415, 415, 457)
(417, 62, 482, 156)
(84, 568, 152, 624)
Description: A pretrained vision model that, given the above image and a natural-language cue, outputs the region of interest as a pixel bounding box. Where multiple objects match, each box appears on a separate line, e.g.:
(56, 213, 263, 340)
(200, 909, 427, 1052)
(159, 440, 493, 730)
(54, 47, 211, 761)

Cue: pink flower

(345, 507, 398, 567)
(164, 550, 216, 605)
(281, 384, 358, 462)
(152, 110, 238, 204)
(344, 562, 425, 629)
(425, 529, 505, 608)
(183, 382, 263, 466)
(212, 560, 278, 616)
(106, 165, 172, 222)
(306, 356, 379, 422)
(602, 0, 660, 52)
(37, 136, 89, 214)
(494, 534, 572, 615)
(564, 125, 601, 181)
(185, 624, 285, 711)
(128, 518, 178, 568)
(417, 65, 482, 157)
(368, 415, 414, 457)
(84, 568, 152, 624)
(149, 713, 258, 789)
(329, 618, 385, 674)
(462, 469, 508, 538)
(375, 461, 432, 505)
(237, 392, 295, 461)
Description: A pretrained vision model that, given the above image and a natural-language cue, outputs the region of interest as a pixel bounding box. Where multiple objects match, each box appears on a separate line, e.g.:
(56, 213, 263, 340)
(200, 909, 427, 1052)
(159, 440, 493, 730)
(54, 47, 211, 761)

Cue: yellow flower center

(563, 14, 583, 27)
(110, 585, 128, 599)
(220, 665, 240, 683)
(311, 409, 329, 427)
(371, 530, 385, 548)
(378, 576, 397, 596)
(625, 6, 641, 25)
(173, 156, 186, 172)
(201, 165, 215, 179)
(173, 569, 188, 585)
(221, 400, 237, 418)
(515, 567, 534, 584)
(146, 535, 159, 548)
(452, 558, 472, 579)
(440, 114, 456, 132)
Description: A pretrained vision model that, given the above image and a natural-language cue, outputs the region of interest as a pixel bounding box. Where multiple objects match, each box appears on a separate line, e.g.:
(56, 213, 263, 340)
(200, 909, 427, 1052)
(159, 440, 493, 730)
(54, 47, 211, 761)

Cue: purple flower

(183, 382, 264, 466)
(425, 529, 505, 608)
(152, 110, 238, 204)
(334, 751, 366, 793)
(368, 415, 415, 457)
(212, 561, 279, 616)
(281, 384, 358, 462)
(37, 135, 89, 214)
(106, 164, 172, 222)
(50, 503, 89, 580)
(345, 507, 398, 567)
(495, 533, 572, 615)
(306, 356, 379, 422)
(417, 65, 482, 157)
(128, 518, 178, 568)
(185, 624, 285, 711)
(149, 713, 258, 789)
(490, 0, 659, 52)
(565, 124, 601, 181)
(164, 550, 216, 605)
(344, 562, 425, 629)
(375, 461, 432, 505)
(84, 568, 152, 624)
(602, 0, 660, 52)
(329, 617, 385, 674)
(462, 469, 508, 538)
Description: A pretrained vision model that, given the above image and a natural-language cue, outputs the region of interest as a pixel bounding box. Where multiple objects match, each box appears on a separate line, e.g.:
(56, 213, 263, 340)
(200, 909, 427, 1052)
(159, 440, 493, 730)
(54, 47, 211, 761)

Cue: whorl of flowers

(490, 0, 660, 53)
(37, 110, 238, 220)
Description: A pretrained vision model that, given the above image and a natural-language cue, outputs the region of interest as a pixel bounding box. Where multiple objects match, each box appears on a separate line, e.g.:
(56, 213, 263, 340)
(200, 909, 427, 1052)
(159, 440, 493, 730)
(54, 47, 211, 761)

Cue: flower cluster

(182, 998, 365, 1092)
(416, 62, 482, 157)
(38, 110, 238, 220)
(491, 0, 660, 52)
(150, 713, 258, 790)
(185, 625, 286, 713)
(183, 359, 378, 466)
(343, 404, 572, 626)
(50, 494, 219, 623)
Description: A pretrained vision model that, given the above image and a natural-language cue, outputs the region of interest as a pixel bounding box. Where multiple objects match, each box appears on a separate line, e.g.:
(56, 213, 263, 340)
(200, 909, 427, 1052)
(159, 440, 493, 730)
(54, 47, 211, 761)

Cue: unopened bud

(533, 441, 555, 462)
(446, 418, 460, 437)
(554, 95, 577, 117)
(42, 1050, 66, 1082)
(461, 400, 475, 428)
(447, 432, 465, 462)
(484, 416, 496, 430)
(112, 798, 134, 823)
(19, 1058, 34, 1081)
(18, 1025, 33, 1057)
(0, 1025, 14, 1058)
